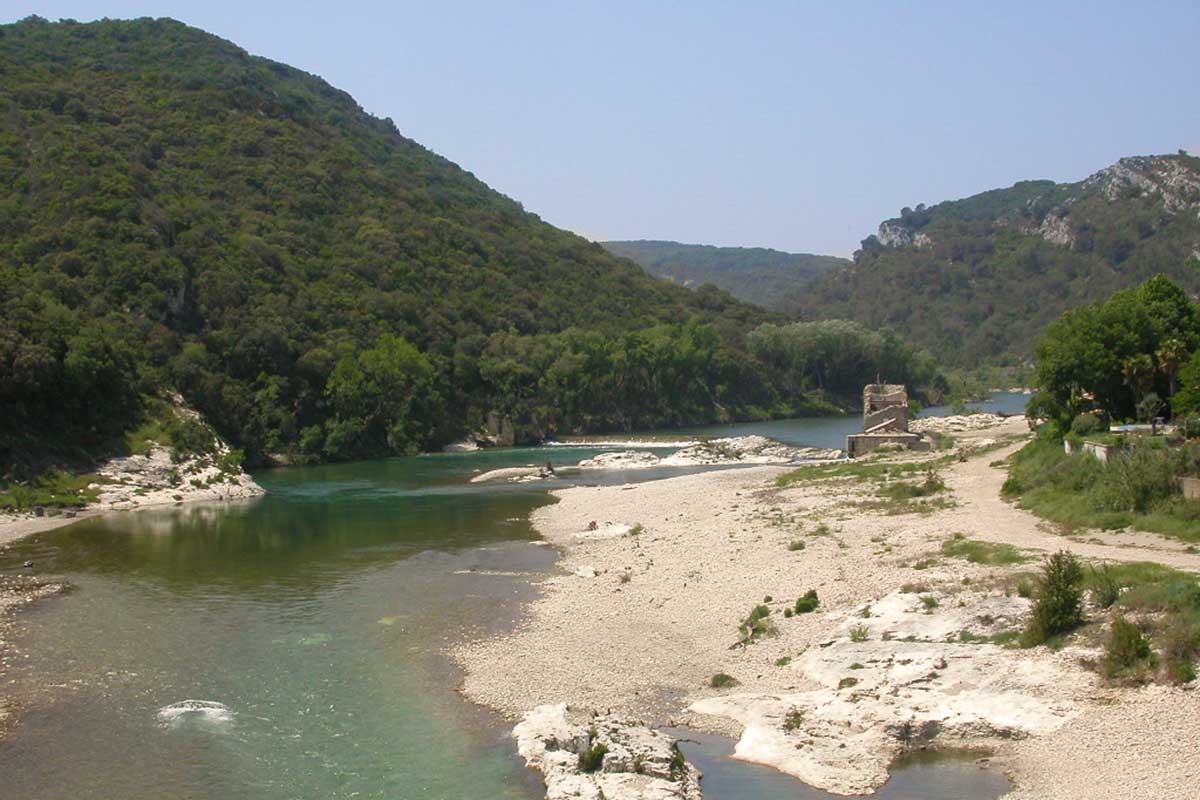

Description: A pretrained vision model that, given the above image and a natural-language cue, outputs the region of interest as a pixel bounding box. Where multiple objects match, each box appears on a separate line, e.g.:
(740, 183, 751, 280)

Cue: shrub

(1024, 551, 1084, 646)
(838, 677, 859, 689)
(1089, 443, 1181, 514)
(1160, 616, 1200, 684)
(849, 624, 869, 642)
(920, 595, 939, 612)
(1070, 413, 1105, 437)
(774, 656, 792, 667)
(794, 590, 819, 614)
(787, 540, 806, 551)
(578, 738, 608, 773)
(1088, 565, 1121, 608)
(782, 708, 804, 732)
(1102, 616, 1154, 680)
(709, 672, 739, 688)
(738, 605, 775, 644)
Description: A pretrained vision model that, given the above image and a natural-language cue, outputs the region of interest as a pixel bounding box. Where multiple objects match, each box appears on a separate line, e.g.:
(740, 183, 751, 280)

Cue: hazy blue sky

(6, 2, 1199, 254)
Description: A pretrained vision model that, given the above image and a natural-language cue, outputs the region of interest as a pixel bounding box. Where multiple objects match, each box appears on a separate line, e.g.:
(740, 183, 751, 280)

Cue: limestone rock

(689, 589, 1076, 796)
(514, 704, 703, 800)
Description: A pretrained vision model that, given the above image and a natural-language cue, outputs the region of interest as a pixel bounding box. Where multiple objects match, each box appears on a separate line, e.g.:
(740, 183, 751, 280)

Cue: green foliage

(1004, 439, 1200, 542)
(787, 539, 806, 551)
(787, 158, 1200, 367)
(1089, 565, 1122, 609)
(747, 320, 947, 404)
(578, 737, 608, 773)
(849, 624, 869, 641)
(876, 470, 945, 500)
(0, 469, 104, 510)
(1102, 616, 1155, 680)
(781, 708, 805, 732)
(738, 604, 775, 644)
(794, 590, 820, 614)
(1031, 275, 1200, 425)
(601, 240, 847, 310)
(776, 456, 953, 487)
(1161, 616, 1200, 684)
(7, 18, 914, 470)
(709, 672, 739, 688)
(1024, 551, 1084, 646)
(1070, 413, 1105, 437)
(940, 533, 1029, 565)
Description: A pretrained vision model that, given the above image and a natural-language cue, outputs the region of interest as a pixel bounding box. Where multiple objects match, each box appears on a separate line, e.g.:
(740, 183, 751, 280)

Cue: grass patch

(849, 624, 869, 642)
(774, 656, 792, 667)
(787, 539, 806, 551)
(0, 469, 105, 511)
(776, 455, 954, 487)
(876, 470, 946, 500)
(940, 533, 1030, 566)
(1003, 439, 1200, 543)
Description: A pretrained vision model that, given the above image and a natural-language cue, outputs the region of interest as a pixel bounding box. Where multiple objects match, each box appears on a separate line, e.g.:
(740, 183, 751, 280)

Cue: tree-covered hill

(601, 240, 847, 309)
(786, 154, 1200, 367)
(0, 17, 944, 472)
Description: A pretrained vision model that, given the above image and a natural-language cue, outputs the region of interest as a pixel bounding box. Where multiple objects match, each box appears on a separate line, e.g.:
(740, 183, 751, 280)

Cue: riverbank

(0, 443, 265, 548)
(456, 416, 1200, 797)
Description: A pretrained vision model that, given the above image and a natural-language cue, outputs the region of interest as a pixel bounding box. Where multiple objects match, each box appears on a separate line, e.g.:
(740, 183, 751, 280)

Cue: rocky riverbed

(458, 416, 1200, 798)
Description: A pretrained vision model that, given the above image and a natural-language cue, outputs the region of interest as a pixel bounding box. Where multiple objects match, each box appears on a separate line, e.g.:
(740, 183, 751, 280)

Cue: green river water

(0, 398, 1026, 799)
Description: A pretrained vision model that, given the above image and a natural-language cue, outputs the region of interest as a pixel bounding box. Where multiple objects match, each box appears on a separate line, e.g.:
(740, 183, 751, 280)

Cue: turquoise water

(0, 403, 1019, 799)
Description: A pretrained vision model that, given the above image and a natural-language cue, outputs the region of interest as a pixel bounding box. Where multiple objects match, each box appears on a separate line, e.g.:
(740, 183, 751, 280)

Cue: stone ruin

(846, 384, 929, 458)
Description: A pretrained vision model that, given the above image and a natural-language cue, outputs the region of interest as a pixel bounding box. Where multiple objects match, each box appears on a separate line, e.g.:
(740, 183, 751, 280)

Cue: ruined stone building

(846, 384, 928, 458)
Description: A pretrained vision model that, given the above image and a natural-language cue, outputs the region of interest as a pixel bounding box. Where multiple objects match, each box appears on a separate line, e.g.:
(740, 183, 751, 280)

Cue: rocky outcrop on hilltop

(514, 703, 702, 800)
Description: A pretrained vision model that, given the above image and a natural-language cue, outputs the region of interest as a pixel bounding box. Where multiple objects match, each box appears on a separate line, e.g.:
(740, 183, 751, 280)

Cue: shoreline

(456, 417, 1200, 798)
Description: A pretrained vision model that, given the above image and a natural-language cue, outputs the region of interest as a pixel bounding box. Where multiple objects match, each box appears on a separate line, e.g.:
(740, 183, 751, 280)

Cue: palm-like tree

(1156, 337, 1188, 400)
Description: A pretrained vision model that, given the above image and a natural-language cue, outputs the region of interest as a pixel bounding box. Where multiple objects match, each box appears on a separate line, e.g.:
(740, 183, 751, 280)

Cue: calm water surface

(0, 400, 1023, 799)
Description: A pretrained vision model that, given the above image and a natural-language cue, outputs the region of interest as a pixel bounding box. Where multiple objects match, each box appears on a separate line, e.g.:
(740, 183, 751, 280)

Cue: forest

(601, 240, 847, 310)
(0, 17, 939, 473)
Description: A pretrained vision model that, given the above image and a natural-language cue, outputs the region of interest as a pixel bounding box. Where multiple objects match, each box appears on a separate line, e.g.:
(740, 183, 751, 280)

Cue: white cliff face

(689, 589, 1078, 796)
(514, 704, 703, 800)
(876, 220, 932, 248)
(1084, 155, 1200, 215)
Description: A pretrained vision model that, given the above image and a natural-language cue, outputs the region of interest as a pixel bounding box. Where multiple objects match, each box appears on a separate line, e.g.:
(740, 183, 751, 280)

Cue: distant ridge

(785, 153, 1200, 365)
(601, 240, 847, 309)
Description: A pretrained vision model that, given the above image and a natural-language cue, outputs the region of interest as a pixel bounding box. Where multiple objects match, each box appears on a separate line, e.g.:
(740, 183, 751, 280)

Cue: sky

(5, 2, 1199, 255)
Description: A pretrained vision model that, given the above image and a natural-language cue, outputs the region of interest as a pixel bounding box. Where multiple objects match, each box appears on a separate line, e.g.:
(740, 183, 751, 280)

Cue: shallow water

(0, 402, 1020, 799)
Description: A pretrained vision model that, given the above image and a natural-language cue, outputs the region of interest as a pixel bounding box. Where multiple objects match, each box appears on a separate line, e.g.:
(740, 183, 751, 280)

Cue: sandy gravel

(457, 417, 1200, 798)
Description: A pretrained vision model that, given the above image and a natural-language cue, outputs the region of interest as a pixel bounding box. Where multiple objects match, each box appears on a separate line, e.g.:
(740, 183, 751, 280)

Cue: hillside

(786, 154, 1200, 366)
(601, 240, 847, 309)
(1, 17, 798, 469)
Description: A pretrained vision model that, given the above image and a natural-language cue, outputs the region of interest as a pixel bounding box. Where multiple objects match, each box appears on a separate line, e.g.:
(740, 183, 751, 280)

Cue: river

(0, 395, 1027, 799)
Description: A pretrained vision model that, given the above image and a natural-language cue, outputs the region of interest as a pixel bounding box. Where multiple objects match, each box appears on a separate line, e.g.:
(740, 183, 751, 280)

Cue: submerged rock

(514, 703, 703, 800)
